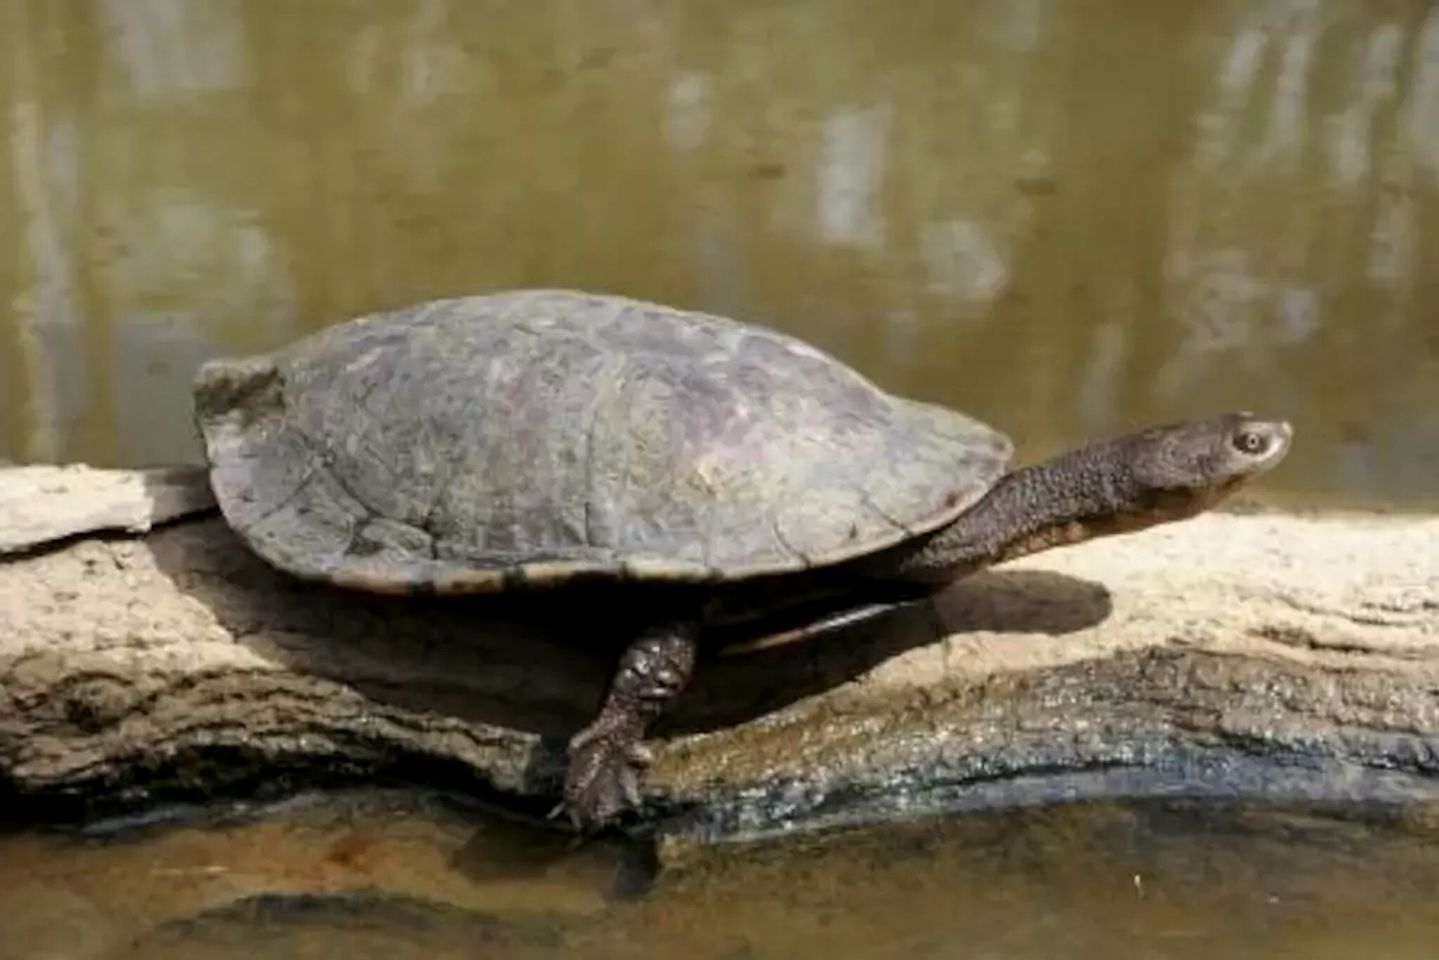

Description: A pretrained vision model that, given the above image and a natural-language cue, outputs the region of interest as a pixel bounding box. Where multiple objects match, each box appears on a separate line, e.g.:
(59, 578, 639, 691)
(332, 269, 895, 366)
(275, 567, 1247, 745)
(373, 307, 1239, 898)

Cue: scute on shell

(193, 290, 1012, 592)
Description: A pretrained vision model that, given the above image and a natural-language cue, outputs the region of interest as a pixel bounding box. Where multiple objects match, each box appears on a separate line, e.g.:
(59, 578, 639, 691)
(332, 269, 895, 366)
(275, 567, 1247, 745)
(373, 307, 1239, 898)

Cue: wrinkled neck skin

(878, 441, 1233, 584)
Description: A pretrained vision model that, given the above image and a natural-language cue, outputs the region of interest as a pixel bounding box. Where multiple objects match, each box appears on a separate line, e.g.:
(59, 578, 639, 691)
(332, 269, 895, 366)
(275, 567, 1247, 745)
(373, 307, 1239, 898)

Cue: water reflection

(1, 792, 1437, 958)
(1, 1, 1435, 506)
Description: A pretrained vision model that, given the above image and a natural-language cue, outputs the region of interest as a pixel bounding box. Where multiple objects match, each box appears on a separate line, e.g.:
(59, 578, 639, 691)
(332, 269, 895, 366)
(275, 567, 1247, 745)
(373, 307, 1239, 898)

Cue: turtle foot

(553, 620, 698, 831)
(557, 719, 653, 831)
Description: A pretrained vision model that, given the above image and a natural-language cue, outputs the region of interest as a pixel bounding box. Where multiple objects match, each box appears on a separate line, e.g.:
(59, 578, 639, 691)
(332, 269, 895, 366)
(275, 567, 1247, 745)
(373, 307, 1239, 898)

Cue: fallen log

(1, 465, 1435, 842)
(0, 464, 215, 554)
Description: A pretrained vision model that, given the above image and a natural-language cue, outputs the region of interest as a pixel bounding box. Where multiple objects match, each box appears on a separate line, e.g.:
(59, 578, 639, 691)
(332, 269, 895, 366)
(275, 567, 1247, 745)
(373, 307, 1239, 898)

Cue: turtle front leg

(560, 619, 700, 831)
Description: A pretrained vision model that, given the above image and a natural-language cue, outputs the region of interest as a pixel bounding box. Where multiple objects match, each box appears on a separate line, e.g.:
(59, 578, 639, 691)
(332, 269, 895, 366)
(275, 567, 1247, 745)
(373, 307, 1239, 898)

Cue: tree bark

(1, 465, 1435, 842)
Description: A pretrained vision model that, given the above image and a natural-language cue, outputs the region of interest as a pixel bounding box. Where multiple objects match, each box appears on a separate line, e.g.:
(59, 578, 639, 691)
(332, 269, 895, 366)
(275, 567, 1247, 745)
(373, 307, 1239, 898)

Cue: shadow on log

(1, 465, 1436, 843)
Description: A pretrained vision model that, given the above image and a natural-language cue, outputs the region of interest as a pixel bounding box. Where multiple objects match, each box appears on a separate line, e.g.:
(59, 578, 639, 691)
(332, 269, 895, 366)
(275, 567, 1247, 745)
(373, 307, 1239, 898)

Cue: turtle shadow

(145, 520, 1112, 740)
(667, 568, 1112, 731)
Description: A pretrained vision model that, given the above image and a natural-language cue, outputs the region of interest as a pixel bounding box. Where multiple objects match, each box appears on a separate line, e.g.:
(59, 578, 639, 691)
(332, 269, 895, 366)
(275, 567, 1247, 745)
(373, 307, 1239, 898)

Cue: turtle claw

(560, 721, 650, 832)
(626, 741, 655, 768)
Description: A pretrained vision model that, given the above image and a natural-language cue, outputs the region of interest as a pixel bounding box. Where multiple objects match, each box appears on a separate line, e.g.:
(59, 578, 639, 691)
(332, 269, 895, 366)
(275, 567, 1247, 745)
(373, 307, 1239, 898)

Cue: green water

(2, 793, 1437, 959)
(2, 0, 1436, 506)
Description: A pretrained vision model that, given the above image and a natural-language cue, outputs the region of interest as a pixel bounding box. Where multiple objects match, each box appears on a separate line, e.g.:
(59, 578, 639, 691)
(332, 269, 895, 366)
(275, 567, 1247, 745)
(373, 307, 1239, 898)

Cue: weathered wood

(0, 465, 1435, 841)
(0, 464, 215, 554)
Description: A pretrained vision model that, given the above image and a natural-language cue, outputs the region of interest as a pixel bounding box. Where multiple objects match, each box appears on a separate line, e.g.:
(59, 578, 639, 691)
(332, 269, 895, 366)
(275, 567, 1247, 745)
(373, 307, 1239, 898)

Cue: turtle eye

(1233, 430, 1268, 455)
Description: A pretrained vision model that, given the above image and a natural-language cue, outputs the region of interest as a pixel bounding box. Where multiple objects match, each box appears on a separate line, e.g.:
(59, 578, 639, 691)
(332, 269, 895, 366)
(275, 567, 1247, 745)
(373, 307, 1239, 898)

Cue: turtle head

(1124, 412, 1293, 501)
(886, 411, 1293, 580)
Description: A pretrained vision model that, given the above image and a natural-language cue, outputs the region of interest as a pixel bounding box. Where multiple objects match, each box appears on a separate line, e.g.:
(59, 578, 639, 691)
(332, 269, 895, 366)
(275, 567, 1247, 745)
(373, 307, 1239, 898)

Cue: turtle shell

(193, 290, 1012, 594)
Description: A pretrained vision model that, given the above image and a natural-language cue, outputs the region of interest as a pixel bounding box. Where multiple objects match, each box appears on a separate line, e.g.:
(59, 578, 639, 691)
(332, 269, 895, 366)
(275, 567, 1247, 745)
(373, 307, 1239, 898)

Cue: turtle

(192, 288, 1293, 831)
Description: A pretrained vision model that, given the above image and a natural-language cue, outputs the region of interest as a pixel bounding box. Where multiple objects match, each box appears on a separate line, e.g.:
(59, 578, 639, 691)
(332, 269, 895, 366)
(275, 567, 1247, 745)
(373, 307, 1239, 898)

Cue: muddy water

(1, 1, 1436, 506)
(1, 792, 1437, 959)
(3, 3, 1438, 956)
